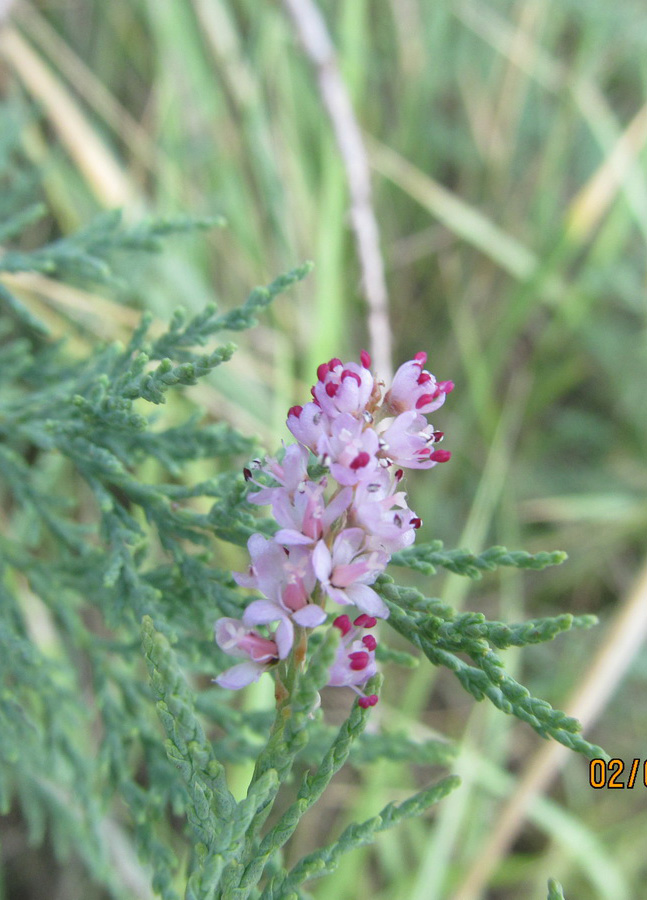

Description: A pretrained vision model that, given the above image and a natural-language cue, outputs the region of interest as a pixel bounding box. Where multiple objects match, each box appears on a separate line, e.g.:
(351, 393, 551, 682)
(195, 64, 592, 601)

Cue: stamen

(430, 449, 451, 462)
(317, 362, 329, 382)
(243, 468, 252, 481)
(358, 693, 379, 708)
(349, 651, 369, 671)
(362, 410, 374, 424)
(328, 357, 343, 369)
(360, 349, 371, 368)
(410, 517, 422, 529)
(325, 382, 339, 398)
(354, 614, 377, 628)
(395, 469, 404, 481)
(350, 452, 370, 470)
(333, 614, 352, 635)
(362, 634, 377, 651)
(288, 405, 303, 418)
(414, 351, 427, 365)
(415, 393, 435, 409)
(341, 369, 362, 386)
(417, 371, 432, 385)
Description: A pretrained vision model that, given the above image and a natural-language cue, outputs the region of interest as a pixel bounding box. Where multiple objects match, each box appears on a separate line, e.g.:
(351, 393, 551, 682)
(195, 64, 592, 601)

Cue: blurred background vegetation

(1, 0, 646, 898)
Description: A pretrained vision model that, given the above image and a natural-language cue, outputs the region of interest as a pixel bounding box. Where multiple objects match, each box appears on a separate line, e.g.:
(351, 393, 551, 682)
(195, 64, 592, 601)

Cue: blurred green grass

(2, 0, 646, 897)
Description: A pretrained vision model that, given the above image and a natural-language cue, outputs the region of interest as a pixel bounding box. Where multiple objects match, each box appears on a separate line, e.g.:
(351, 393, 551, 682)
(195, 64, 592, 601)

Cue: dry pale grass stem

(0, 24, 138, 208)
(281, 0, 392, 380)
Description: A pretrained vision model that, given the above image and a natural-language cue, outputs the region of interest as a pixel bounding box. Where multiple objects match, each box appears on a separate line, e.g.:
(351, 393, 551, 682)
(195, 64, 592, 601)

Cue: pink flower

(327, 614, 380, 706)
(350, 468, 419, 553)
(312, 528, 389, 618)
(311, 359, 374, 419)
(235, 535, 313, 607)
(214, 617, 281, 689)
(271, 479, 353, 546)
(287, 402, 330, 452)
(317, 413, 380, 486)
(246, 443, 309, 506)
(234, 535, 327, 628)
(384, 353, 454, 416)
(378, 410, 451, 469)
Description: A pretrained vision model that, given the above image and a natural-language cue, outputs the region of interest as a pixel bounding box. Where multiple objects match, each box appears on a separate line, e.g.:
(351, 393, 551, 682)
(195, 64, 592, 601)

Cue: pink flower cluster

(215, 352, 453, 708)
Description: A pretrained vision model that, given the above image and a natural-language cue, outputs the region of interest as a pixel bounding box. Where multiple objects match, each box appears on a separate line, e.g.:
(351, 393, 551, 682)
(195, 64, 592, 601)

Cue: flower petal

(215, 661, 265, 690)
(345, 583, 389, 618)
(292, 605, 328, 628)
(332, 528, 365, 563)
(326, 586, 352, 606)
(274, 528, 313, 546)
(312, 540, 332, 582)
(214, 618, 246, 656)
(275, 616, 294, 659)
(322, 486, 353, 529)
(243, 599, 284, 627)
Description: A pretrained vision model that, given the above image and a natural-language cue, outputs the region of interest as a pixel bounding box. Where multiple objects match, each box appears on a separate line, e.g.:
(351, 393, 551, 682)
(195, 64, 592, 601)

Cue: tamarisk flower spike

(217, 349, 453, 706)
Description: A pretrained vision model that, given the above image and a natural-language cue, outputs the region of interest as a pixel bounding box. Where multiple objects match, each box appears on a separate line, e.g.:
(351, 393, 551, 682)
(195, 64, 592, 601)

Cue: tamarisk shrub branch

(0, 127, 594, 898)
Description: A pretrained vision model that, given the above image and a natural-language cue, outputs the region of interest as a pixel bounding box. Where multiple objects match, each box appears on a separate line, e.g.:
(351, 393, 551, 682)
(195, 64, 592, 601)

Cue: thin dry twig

(451, 557, 647, 900)
(281, 0, 392, 380)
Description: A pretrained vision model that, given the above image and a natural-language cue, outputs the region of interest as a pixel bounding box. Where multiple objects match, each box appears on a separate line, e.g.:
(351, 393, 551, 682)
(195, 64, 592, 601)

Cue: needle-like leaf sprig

(258, 774, 461, 900)
(379, 579, 607, 760)
(392, 541, 568, 578)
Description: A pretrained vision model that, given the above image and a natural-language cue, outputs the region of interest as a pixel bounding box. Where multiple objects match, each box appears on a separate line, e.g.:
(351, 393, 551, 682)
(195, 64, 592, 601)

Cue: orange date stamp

(589, 758, 645, 789)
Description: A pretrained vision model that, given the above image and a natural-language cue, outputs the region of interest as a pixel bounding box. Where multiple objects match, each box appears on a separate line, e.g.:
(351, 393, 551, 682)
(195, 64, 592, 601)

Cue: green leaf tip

(392, 543, 568, 579)
(547, 878, 566, 899)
